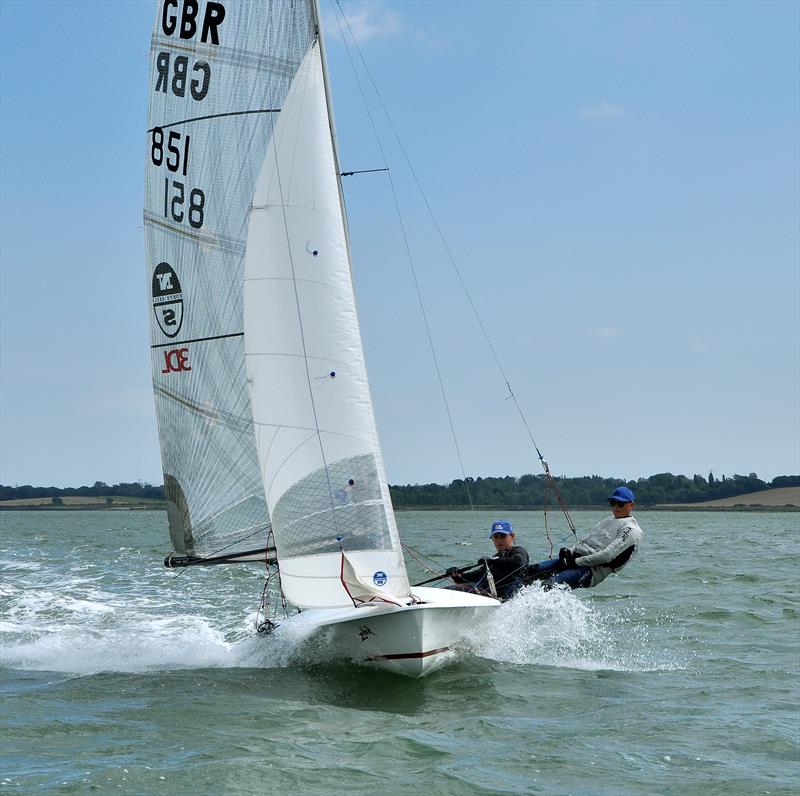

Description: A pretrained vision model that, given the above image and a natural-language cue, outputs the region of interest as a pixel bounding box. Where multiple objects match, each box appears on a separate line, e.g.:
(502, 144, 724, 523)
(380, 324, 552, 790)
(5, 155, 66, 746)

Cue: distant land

(657, 486, 800, 509)
(0, 495, 164, 510)
(1, 473, 798, 511)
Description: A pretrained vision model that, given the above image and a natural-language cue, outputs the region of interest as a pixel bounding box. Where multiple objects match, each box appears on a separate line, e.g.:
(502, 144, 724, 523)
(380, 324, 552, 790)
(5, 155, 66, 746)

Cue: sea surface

(1, 509, 798, 795)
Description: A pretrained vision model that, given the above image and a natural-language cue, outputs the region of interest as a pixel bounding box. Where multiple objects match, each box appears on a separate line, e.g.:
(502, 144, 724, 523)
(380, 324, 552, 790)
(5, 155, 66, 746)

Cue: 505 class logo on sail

(152, 262, 184, 338)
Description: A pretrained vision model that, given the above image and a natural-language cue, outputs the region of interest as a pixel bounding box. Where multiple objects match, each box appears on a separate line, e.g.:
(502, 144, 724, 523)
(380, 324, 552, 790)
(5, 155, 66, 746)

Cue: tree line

(0, 481, 164, 502)
(388, 472, 799, 508)
(1, 472, 797, 507)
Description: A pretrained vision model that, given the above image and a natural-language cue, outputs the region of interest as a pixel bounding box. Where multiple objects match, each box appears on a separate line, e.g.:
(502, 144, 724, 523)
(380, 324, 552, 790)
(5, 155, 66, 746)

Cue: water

(1, 509, 798, 795)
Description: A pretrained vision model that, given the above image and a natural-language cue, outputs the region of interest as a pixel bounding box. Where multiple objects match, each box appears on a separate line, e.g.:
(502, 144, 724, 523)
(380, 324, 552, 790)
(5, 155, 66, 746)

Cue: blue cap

(490, 520, 513, 537)
(608, 486, 635, 503)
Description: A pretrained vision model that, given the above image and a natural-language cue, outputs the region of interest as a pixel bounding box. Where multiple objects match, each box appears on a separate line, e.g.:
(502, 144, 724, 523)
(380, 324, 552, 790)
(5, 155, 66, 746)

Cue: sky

(1, 0, 798, 489)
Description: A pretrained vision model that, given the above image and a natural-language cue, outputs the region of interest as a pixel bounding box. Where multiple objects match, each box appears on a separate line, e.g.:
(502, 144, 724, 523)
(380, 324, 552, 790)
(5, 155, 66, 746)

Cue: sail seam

(243, 276, 331, 288)
(250, 203, 341, 215)
(253, 421, 379, 447)
(264, 429, 319, 505)
(245, 352, 349, 365)
(153, 385, 254, 431)
(280, 498, 385, 528)
(149, 39, 303, 77)
(144, 213, 246, 253)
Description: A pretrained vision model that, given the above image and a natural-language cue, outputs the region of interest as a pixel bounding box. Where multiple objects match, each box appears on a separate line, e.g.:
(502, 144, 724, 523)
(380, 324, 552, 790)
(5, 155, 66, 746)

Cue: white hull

(279, 586, 500, 677)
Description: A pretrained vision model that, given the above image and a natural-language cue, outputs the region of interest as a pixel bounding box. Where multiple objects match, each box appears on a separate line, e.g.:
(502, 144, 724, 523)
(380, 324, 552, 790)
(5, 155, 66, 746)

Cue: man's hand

(477, 556, 491, 566)
(558, 547, 576, 569)
(445, 566, 464, 583)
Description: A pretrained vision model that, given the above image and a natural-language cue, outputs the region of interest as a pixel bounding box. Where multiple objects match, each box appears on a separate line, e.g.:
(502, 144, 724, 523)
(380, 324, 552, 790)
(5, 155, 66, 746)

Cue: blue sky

(1, 0, 798, 488)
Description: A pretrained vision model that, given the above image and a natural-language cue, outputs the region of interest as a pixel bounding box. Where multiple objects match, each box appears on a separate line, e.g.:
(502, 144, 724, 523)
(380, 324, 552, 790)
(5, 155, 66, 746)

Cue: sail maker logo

(161, 347, 191, 374)
(373, 571, 387, 587)
(152, 262, 184, 338)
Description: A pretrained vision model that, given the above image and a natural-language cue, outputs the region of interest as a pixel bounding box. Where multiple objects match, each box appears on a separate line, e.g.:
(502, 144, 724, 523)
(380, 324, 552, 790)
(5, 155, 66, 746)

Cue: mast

(311, 0, 352, 253)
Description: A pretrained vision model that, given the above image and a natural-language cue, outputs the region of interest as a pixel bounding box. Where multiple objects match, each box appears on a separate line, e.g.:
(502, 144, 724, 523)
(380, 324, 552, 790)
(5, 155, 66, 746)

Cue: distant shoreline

(1, 503, 796, 513)
(0, 503, 164, 512)
(2, 486, 797, 512)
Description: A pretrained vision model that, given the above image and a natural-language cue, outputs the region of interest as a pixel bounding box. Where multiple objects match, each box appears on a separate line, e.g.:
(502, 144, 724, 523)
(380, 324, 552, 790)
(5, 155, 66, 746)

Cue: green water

(1, 509, 798, 794)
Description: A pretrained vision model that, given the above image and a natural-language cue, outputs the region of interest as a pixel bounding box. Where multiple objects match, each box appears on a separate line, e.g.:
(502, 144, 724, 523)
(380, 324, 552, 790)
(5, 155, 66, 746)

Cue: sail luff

(310, 0, 351, 253)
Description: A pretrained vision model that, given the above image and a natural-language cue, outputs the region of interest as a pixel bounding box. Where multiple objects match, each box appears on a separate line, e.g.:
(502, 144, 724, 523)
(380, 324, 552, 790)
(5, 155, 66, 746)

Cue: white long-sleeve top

(573, 516, 643, 586)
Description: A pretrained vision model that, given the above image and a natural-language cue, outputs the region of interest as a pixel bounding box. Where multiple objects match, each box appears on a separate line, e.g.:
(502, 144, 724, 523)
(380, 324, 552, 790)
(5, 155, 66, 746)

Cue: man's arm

(486, 547, 529, 579)
(574, 526, 641, 568)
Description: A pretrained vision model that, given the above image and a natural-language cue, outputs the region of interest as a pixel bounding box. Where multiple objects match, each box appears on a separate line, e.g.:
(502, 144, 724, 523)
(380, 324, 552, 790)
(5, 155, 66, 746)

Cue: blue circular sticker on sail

(373, 571, 387, 587)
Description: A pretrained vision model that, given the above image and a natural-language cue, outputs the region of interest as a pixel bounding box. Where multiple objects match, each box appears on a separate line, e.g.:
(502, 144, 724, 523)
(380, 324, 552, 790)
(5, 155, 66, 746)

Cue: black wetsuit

(462, 546, 529, 599)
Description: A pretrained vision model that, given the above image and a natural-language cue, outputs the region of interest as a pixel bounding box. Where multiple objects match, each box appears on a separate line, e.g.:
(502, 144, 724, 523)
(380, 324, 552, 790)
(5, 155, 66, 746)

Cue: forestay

(144, 0, 316, 560)
(243, 9, 410, 608)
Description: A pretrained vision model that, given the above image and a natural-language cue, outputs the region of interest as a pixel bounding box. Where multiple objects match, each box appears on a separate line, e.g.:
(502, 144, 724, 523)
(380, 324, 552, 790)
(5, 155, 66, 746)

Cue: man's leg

(529, 558, 561, 574)
(549, 566, 592, 589)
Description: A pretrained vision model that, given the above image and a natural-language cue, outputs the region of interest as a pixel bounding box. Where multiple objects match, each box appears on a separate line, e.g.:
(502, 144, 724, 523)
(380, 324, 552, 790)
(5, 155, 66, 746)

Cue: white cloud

(579, 102, 628, 120)
(329, 2, 403, 44)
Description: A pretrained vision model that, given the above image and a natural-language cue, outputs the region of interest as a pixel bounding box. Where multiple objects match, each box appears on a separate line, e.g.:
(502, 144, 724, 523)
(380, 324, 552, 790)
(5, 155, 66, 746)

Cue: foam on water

(472, 583, 684, 672)
(1, 532, 683, 677)
(1, 571, 682, 676)
(0, 594, 317, 675)
(2, 617, 235, 674)
(0, 558, 313, 674)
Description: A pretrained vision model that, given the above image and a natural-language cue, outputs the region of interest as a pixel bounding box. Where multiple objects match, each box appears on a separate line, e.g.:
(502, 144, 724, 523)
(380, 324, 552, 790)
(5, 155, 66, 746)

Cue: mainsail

(145, 0, 410, 605)
(144, 0, 316, 560)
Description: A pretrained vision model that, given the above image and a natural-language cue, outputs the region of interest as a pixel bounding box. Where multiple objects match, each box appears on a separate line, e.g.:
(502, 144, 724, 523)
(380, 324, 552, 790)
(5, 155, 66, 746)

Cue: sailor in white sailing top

(530, 487, 644, 589)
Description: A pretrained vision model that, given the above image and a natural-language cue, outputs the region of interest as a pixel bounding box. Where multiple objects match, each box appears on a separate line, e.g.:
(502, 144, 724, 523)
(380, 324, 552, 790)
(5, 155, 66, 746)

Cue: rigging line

(543, 482, 554, 557)
(332, 2, 475, 512)
(340, 167, 389, 176)
(333, 3, 516, 406)
(266, 89, 342, 540)
(334, 1, 575, 533)
(401, 542, 442, 576)
(146, 108, 280, 133)
(257, 527, 280, 628)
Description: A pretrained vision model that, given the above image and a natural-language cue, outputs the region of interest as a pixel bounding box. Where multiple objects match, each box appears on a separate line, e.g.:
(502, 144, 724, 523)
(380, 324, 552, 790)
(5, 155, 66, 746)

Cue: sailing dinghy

(144, 0, 499, 677)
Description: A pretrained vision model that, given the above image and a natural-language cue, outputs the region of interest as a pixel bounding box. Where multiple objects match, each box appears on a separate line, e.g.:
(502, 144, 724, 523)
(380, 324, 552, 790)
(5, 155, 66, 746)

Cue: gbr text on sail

(154, 0, 226, 101)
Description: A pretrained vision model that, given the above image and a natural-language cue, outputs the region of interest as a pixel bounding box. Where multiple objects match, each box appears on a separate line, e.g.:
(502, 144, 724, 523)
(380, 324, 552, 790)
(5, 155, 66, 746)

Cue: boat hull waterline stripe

(366, 646, 451, 662)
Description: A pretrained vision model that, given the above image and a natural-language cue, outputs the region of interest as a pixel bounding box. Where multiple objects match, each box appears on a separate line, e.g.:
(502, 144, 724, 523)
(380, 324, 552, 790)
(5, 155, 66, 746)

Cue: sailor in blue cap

(446, 520, 530, 599)
(528, 486, 643, 589)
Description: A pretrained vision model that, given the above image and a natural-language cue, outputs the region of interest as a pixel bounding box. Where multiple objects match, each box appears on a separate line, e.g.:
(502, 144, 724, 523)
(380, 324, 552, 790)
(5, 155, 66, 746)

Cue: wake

(0, 559, 312, 675)
(471, 583, 683, 672)
(1, 559, 681, 675)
